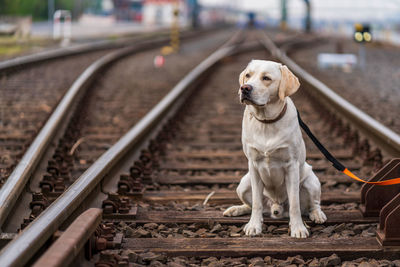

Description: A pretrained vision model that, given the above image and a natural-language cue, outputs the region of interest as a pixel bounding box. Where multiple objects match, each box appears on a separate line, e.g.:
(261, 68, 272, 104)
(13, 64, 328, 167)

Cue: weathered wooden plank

(104, 209, 377, 225)
(142, 190, 359, 204)
(159, 162, 247, 171)
(170, 143, 243, 150)
(155, 174, 355, 185)
(158, 162, 360, 172)
(122, 237, 394, 259)
(164, 150, 245, 158)
(164, 151, 352, 160)
(154, 174, 242, 184)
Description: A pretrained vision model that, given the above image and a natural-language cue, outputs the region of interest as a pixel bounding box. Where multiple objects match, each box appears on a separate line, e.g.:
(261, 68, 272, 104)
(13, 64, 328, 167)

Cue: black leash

(297, 109, 400, 185)
(297, 110, 345, 172)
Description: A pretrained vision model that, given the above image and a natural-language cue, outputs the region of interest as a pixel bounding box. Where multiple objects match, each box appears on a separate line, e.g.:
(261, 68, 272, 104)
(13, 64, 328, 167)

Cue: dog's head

(238, 60, 300, 106)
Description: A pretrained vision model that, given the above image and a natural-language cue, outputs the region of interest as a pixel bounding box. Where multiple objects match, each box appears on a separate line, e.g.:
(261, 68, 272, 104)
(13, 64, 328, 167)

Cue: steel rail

(32, 208, 102, 267)
(258, 30, 400, 157)
(0, 35, 157, 73)
(0, 33, 242, 267)
(0, 37, 172, 229)
(0, 27, 222, 73)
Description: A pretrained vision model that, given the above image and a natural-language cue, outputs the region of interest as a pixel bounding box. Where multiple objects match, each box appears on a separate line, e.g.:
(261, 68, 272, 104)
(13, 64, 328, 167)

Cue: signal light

(354, 32, 363, 42)
(363, 32, 372, 42)
(354, 23, 372, 43)
(354, 23, 363, 32)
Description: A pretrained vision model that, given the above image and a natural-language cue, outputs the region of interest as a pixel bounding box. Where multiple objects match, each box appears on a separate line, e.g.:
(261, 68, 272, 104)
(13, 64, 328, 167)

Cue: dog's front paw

(309, 208, 327, 224)
(223, 205, 251, 217)
(243, 221, 262, 236)
(290, 223, 309, 238)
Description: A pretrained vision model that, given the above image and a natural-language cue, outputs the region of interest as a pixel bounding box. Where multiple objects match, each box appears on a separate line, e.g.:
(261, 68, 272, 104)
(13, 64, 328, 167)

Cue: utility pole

(188, 0, 199, 29)
(280, 0, 287, 30)
(48, 0, 55, 22)
(48, 0, 55, 34)
(47, 0, 54, 22)
(304, 0, 311, 33)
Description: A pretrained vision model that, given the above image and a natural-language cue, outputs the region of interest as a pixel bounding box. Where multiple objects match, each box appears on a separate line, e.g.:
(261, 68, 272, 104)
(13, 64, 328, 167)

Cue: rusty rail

(2, 28, 400, 266)
(0, 37, 174, 230)
(0, 31, 243, 267)
(32, 208, 102, 267)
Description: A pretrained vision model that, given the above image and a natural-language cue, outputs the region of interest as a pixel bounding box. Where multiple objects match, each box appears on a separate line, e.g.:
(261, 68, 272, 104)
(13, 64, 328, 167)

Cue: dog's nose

(273, 210, 279, 215)
(240, 84, 253, 93)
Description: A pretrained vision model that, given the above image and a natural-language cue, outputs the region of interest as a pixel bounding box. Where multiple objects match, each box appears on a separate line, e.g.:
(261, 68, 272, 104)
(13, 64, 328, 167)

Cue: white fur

(223, 60, 327, 238)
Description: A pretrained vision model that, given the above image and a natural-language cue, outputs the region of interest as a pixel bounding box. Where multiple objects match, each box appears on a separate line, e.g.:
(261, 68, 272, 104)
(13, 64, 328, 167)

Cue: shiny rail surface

(1, 29, 399, 266)
(0, 32, 243, 267)
(0, 37, 174, 229)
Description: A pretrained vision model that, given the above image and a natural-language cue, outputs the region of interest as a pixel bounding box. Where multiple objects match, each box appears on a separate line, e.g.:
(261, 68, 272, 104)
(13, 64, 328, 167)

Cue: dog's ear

(239, 68, 247, 86)
(278, 65, 300, 100)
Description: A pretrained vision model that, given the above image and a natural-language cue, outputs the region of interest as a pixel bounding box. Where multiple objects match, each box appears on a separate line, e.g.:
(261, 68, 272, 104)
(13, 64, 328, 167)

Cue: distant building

(142, 0, 189, 26)
(113, 0, 143, 21)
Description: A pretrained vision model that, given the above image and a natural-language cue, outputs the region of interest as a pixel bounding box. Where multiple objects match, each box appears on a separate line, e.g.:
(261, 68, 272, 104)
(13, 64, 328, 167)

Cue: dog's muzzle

(240, 84, 253, 103)
(240, 84, 253, 95)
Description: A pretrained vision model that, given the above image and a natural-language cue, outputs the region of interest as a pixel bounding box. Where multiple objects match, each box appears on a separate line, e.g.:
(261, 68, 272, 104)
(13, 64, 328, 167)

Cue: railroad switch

(359, 159, 400, 246)
(360, 159, 400, 217)
(376, 192, 400, 246)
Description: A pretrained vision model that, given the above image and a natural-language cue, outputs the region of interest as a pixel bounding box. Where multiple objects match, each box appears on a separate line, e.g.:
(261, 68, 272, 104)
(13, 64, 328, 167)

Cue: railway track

(0, 27, 231, 189)
(0, 29, 399, 266)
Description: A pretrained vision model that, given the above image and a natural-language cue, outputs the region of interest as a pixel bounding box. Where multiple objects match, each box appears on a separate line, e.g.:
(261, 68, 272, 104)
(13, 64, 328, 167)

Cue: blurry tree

(0, 0, 90, 21)
(0, 0, 48, 20)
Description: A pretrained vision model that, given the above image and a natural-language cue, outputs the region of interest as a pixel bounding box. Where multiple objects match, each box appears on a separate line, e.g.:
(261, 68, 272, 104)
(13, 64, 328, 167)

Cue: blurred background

(1, 0, 400, 43)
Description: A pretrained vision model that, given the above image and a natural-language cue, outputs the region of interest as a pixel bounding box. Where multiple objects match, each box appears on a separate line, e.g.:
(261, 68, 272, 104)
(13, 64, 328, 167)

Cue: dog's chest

(243, 130, 290, 162)
(247, 146, 288, 199)
(246, 145, 288, 167)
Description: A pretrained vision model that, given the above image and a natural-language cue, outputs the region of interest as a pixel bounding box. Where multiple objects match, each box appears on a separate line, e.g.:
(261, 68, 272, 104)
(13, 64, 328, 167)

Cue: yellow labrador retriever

(223, 60, 327, 238)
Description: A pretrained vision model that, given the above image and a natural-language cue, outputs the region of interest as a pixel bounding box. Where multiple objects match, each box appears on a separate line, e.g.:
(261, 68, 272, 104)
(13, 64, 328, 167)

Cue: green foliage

(0, 0, 48, 20)
(0, 0, 89, 21)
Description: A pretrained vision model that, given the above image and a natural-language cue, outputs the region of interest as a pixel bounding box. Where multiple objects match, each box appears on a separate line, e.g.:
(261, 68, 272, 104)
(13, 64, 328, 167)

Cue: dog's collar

(250, 102, 287, 124)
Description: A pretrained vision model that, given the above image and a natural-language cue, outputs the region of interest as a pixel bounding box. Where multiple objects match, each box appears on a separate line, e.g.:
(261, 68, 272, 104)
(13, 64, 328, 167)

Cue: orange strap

(297, 110, 400, 186)
(343, 168, 400, 185)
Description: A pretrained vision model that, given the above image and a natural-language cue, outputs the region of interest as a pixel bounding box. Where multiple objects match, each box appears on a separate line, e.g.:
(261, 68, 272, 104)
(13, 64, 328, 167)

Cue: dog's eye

(245, 73, 250, 78)
(262, 76, 271, 81)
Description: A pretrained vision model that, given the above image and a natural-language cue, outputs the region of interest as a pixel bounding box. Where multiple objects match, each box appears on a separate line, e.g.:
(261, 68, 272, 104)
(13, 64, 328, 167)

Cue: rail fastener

(32, 208, 102, 267)
(0, 37, 175, 230)
(0, 32, 243, 267)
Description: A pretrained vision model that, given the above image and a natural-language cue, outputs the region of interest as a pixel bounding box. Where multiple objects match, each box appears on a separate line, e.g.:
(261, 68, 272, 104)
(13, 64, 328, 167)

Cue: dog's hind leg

(301, 163, 327, 224)
(223, 173, 252, 217)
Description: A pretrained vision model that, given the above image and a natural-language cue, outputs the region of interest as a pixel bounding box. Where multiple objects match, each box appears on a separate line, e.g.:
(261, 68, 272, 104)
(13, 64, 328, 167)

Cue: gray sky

(199, 0, 400, 22)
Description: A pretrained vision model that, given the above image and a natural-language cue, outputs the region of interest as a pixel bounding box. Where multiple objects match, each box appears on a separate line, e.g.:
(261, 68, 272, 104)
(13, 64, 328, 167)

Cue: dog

(223, 60, 327, 238)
